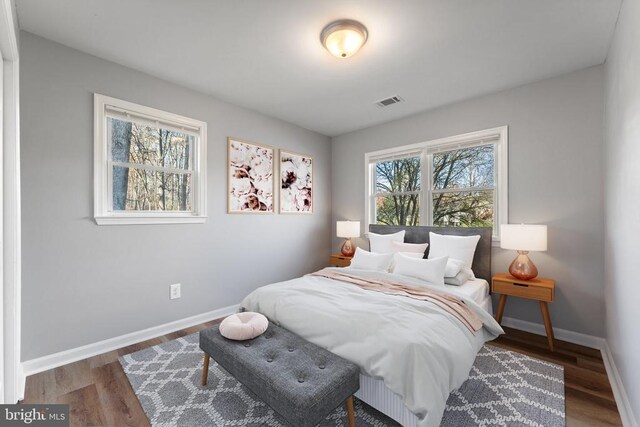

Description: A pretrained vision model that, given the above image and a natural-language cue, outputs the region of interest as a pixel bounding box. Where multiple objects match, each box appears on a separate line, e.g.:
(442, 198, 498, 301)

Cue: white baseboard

(501, 316, 606, 349)
(20, 304, 239, 383)
(502, 316, 637, 427)
(601, 342, 638, 427)
(18, 308, 638, 426)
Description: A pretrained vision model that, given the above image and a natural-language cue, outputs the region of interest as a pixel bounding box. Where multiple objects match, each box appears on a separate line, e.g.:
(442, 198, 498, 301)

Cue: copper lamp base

(508, 250, 538, 280)
(341, 238, 355, 257)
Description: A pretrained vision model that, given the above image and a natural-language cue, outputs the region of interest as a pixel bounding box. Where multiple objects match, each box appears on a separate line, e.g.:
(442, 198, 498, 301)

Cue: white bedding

(444, 278, 489, 306)
(240, 268, 503, 427)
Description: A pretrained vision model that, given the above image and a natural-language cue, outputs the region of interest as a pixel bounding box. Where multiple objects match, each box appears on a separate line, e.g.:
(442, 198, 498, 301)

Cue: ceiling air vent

(376, 95, 404, 108)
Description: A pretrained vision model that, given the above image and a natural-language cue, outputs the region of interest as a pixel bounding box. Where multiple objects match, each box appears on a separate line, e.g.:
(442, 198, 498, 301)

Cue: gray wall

(331, 66, 605, 337)
(20, 32, 332, 360)
(604, 0, 640, 420)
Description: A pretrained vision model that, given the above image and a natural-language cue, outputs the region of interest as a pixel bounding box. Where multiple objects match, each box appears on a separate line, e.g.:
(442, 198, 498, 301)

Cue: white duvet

(240, 268, 504, 427)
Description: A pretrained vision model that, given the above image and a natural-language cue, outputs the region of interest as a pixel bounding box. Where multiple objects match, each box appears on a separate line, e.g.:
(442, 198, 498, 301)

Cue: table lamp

(336, 221, 360, 257)
(500, 224, 547, 280)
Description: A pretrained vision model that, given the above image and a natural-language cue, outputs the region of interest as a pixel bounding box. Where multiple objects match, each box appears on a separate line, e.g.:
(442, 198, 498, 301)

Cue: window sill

(95, 215, 208, 225)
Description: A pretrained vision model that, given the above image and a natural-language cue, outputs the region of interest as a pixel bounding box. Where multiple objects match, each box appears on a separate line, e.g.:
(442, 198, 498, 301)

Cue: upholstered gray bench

(199, 322, 360, 427)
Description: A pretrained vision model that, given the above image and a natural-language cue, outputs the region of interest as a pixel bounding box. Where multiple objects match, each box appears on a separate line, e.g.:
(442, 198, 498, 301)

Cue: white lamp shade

(500, 224, 547, 251)
(337, 221, 360, 238)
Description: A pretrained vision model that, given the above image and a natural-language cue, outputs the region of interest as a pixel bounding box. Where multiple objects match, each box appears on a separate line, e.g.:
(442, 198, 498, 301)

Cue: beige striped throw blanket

(309, 268, 483, 335)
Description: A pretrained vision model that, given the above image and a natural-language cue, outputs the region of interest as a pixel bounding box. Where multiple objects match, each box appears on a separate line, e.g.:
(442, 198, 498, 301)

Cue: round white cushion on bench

(219, 312, 269, 341)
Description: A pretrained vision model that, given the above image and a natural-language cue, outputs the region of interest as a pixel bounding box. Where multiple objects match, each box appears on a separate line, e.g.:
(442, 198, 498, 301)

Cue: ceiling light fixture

(320, 19, 368, 59)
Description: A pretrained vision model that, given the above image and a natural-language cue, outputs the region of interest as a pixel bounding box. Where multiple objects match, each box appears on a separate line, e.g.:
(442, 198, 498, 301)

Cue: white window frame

(364, 126, 508, 243)
(94, 94, 207, 225)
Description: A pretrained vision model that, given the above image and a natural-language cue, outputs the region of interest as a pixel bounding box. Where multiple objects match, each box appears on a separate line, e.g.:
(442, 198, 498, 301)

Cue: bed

(240, 225, 502, 427)
(373, 224, 494, 316)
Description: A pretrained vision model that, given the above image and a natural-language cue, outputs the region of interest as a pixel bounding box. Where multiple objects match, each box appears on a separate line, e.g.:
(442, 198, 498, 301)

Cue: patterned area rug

(119, 333, 565, 426)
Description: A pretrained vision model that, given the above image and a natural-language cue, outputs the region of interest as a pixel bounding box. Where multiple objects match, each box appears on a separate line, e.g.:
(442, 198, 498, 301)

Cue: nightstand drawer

(492, 280, 553, 301)
(330, 254, 352, 267)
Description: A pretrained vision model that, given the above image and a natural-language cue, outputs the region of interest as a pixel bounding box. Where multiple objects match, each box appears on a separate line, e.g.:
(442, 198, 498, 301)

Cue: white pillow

(350, 247, 394, 272)
(428, 232, 480, 269)
(390, 240, 428, 256)
(391, 252, 423, 269)
(368, 231, 406, 253)
(392, 254, 449, 287)
(444, 258, 466, 278)
(444, 268, 474, 286)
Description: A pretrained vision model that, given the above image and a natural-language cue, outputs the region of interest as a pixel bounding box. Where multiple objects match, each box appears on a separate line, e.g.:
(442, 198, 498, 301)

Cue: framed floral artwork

(279, 150, 313, 214)
(227, 138, 274, 213)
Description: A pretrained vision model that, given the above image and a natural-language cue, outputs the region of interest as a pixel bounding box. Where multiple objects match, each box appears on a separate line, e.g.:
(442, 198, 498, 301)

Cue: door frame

(0, 0, 21, 404)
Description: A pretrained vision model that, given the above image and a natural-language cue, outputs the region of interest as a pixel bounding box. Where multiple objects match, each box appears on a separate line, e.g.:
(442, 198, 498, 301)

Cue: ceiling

(16, 0, 621, 136)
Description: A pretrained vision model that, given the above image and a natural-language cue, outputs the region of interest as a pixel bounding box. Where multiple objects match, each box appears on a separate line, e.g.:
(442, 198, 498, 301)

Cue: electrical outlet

(170, 283, 181, 300)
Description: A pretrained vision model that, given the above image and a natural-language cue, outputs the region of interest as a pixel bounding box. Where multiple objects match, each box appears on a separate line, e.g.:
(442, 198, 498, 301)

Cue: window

(374, 153, 421, 226)
(366, 127, 508, 241)
(94, 94, 207, 224)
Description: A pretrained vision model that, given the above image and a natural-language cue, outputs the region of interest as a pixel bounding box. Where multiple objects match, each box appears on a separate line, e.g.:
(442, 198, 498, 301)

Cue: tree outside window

(94, 94, 206, 225)
(110, 118, 193, 212)
(374, 156, 420, 226)
(432, 145, 495, 228)
(369, 132, 504, 237)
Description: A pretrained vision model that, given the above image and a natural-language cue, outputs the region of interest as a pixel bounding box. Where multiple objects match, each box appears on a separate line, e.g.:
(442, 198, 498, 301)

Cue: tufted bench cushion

(199, 322, 360, 427)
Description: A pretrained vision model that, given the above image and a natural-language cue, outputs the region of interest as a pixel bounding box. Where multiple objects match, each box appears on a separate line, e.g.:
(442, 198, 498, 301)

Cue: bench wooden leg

(346, 395, 355, 427)
(201, 353, 210, 386)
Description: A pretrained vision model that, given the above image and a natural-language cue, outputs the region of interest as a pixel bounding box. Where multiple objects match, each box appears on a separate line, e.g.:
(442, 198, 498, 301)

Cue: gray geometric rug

(119, 333, 564, 426)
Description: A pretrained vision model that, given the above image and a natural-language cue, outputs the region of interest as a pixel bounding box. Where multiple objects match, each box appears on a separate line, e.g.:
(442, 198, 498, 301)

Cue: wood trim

(227, 137, 276, 214)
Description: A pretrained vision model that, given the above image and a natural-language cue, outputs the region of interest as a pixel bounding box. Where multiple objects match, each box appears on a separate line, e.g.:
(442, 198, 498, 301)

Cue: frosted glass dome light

(321, 20, 368, 59)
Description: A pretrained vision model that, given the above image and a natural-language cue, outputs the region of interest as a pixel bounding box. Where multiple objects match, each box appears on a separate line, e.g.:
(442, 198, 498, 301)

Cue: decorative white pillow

(368, 231, 406, 253)
(390, 240, 428, 256)
(392, 254, 449, 287)
(428, 232, 480, 269)
(444, 258, 466, 278)
(444, 268, 474, 286)
(390, 251, 423, 269)
(219, 312, 269, 341)
(350, 247, 395, 272)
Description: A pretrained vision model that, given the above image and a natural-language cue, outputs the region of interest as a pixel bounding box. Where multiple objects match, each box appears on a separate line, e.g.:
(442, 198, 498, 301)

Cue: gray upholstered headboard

(368, 224, 493, 283)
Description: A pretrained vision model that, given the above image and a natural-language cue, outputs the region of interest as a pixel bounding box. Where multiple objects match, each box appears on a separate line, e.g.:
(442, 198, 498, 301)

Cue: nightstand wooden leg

(496, 294, 507, 324)
(539, 301, 555, 352)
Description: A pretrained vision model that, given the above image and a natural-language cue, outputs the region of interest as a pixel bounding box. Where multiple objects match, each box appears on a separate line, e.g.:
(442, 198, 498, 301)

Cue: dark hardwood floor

(21, 322, 622, 426)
